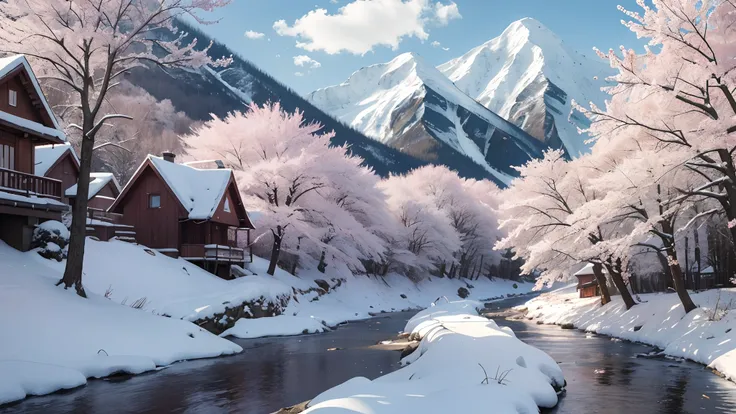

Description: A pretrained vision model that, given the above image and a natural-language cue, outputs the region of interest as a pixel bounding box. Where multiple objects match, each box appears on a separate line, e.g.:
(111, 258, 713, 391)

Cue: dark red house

(35, 143, 79, 205)
(35, 145, 121, 210)
(109, 153, 255, 278)
(0, 55, 68, 251)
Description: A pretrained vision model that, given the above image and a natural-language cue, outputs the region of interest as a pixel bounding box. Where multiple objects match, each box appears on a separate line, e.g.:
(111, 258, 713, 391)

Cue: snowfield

(522, 285, 736, 382)
(32, 238, 295, 321)
(0, 241, 242, 405)
(303, 300, 565, 413)
(1, 236, 532, 404)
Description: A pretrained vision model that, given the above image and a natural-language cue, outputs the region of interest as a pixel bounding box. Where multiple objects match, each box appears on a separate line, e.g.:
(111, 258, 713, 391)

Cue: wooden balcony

(0, 167, 62, 200)
(180, 243, 245, 263)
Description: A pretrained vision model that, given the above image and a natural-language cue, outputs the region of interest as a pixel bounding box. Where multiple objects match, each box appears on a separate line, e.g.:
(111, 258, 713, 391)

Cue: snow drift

(303, 300, 565, 413)
(0, 241, 241, 405)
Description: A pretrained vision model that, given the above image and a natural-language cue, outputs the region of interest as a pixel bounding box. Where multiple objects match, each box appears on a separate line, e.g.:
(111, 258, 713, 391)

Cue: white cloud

(293, 55, 322, 68)
(244, 30, 266, 39)
(273, 0, 461, 55)
(434, 2, 461, 26)
(431, 40, 450, 51)
(295, 72, 305, 77)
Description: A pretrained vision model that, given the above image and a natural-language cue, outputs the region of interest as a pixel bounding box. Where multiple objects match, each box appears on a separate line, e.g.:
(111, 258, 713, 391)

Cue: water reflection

(4, 302, 736, 414)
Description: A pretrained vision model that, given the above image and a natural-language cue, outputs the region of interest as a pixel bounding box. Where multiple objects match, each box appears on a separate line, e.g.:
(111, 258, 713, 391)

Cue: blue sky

(194, 0, 643, 95)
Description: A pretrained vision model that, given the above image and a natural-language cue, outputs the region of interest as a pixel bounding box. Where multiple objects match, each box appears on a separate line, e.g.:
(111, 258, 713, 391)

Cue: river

(3, 299, 736, 413)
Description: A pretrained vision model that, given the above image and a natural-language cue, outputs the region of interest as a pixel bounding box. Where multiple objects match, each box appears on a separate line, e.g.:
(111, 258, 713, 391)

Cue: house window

(8, 90, 17, 107)
(223, 196, 231, 213)
(0, 143, 14, 170)
(149, 194, 161, 209)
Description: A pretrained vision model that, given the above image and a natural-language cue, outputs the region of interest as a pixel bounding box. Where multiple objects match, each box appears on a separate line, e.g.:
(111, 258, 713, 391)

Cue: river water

(3, 299, 736, 413)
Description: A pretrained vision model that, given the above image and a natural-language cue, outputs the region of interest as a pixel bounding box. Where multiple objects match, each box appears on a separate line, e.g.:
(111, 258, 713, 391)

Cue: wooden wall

(0, 74, 45, 125)
(45, 152, 78, 204)
(0, 126, 33, 174)
(88, 182, 117, 210)
(210, 181, 242, 227)
(113, 167, 184, 249)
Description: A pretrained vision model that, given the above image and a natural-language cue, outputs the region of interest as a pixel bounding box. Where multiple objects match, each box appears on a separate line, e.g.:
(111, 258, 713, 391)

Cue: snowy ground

(0, 241, 241, 405)
(33, 239, 295, 321)
(522, 285, 736, 382)
(303, 300, 565, 413)
(2, 236, 531, 404)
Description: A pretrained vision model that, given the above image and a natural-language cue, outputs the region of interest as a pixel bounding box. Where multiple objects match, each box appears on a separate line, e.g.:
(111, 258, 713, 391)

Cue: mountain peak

(495, 17, 561, 48)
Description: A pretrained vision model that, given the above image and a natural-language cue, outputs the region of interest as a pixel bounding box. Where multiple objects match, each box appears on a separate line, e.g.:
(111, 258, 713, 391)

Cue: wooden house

(108, 152, 255, 279)
(35, 145, 121, 211)
(65, 172, 121, 211)
(574, 263, 601, 299)
(0, 55, 68, 251)
(35, 144, 79, 205)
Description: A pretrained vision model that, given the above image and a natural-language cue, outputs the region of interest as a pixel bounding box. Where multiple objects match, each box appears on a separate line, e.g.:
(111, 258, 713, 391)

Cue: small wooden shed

(574, 263, 602, 299)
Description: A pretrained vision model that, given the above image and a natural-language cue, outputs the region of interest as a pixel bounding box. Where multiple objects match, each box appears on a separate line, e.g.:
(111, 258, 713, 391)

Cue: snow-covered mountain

(126, 20, 426, 178)
(439, 18, 611, 156)
(307, 52, 548, 186)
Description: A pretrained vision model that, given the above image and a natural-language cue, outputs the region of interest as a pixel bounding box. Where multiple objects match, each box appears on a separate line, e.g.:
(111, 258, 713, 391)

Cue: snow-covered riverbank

(0, 239, 530, 405)
(521, 285, 736, 382)
(302, 300, 565, 413)
(0, 241, 242, 405)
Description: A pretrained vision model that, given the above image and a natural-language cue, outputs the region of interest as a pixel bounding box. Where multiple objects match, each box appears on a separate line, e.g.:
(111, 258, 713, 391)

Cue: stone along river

(3, 299, 736, 414)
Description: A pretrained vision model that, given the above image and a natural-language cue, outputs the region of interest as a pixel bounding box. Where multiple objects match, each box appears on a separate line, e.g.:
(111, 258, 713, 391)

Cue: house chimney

(162, 151, 176, 163)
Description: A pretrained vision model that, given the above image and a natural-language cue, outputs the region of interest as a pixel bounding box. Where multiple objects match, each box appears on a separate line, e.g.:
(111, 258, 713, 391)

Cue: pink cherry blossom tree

(496, 150, 640, 307)
(184, 103, 393, 276)
(574, 0, 736, 252)
(0, 0, 231, 296)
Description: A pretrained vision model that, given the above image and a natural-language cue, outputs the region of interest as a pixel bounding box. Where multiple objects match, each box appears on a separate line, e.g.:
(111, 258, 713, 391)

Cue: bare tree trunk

(660, 221, 697, 313)
(58, 120, 94, 298)
(667, 251, 697, 313)
(656, 251, 673, 292)
(267, 226, 284, 276)
(604, 260, 636, 310)
(592, 263, 611, 305)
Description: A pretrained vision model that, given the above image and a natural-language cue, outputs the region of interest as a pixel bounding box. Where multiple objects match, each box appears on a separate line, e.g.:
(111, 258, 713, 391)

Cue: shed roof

(573, 263, 607, 277)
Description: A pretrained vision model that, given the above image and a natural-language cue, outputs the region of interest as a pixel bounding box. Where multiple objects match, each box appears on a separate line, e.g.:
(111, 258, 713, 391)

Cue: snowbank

(523, 285, 736, 381)
(221, 315, 330, 339)
(0, 241, 241, 405)
(32, 239, 294, 321)
(304, 300, 565, 413)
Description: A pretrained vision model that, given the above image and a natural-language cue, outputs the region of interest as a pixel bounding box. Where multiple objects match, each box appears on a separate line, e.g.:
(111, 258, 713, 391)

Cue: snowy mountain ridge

(439, 17, 611, 156)
(307, 18, 612, 183)
(307, 51, 548, 186)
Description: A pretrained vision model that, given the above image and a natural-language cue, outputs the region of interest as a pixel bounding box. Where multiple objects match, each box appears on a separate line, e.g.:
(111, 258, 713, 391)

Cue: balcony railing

(0, 167, 62, 200)
(180, 243, 245, 262)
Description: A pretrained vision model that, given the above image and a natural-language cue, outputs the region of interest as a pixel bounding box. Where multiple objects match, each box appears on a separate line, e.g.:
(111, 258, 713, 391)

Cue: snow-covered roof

(701, 266, 715, 274)
(35, 144, 79, 176)
(0, 55, 66, 142)
(66, 172, 120, 200)
(148, 156, 233, 220)
(573, 263, 607, 277)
